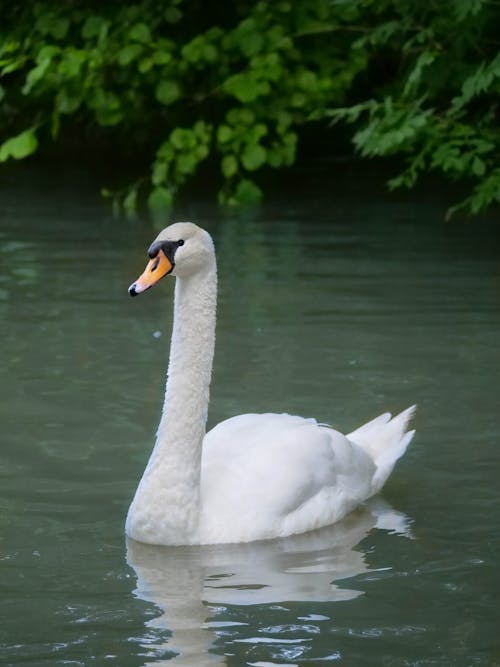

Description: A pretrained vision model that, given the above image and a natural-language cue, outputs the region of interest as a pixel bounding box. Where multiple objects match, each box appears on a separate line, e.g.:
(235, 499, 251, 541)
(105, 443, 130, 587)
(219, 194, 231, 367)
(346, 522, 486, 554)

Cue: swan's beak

(128, 250, 173, 297)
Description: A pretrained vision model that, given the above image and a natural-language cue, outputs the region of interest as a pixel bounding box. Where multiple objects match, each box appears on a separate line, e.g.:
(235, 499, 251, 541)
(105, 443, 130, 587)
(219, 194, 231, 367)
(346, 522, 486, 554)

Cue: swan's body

(126, 222, 415, 546)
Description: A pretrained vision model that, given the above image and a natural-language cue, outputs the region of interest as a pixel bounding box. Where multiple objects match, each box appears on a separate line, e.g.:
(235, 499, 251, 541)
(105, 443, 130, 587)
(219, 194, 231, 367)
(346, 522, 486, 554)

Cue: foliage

(324, 0, 500, 218)
(0, 0, 366, 211)
(1, 0, 500, 217)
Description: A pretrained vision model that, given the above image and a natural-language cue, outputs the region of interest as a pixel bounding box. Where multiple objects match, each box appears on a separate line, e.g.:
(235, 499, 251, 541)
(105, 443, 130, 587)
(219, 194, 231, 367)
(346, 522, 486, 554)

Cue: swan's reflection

(126, 499, 412, 665)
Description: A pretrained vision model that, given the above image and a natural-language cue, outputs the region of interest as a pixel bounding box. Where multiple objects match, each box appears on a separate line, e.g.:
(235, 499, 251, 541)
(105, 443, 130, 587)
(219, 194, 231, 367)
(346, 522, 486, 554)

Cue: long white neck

(126, 260, 217, 545)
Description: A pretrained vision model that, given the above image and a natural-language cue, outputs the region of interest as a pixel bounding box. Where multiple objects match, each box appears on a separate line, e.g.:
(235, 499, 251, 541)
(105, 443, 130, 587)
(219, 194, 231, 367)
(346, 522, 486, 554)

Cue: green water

(1, 168, 499, 666)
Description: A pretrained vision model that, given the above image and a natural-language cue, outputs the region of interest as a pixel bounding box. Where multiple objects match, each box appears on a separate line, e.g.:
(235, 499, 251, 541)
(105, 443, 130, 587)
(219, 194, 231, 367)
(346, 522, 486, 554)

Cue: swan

(126, 222, 415, 546)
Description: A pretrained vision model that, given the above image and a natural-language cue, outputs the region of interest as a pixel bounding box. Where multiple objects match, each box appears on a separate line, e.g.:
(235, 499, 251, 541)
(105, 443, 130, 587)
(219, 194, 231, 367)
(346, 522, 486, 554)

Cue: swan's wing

(200, 413, 375, 543)
(203, 413, 336, 514)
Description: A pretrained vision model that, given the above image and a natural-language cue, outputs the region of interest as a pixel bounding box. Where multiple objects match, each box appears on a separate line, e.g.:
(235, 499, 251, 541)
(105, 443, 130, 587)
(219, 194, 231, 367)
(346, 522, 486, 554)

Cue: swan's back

(199, 410, 413, 544)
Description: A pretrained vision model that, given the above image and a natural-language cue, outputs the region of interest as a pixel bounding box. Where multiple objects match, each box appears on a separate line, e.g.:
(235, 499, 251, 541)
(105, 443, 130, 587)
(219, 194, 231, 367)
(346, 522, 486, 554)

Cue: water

(1, 166, 499, 666)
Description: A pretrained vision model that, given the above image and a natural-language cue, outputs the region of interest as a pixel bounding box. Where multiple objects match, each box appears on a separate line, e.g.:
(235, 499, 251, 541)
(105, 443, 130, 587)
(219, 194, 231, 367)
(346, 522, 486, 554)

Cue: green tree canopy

(325, 0, 500, 219)
(1, 0, 500, 217)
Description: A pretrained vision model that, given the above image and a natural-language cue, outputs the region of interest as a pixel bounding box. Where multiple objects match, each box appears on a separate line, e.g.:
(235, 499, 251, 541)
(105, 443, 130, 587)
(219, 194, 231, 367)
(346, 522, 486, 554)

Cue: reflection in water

(127, 499, 412, 665)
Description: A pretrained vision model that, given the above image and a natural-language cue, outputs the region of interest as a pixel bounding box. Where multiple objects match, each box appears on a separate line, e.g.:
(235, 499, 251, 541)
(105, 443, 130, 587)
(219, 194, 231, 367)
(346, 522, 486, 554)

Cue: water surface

(1, 167, 499, 666)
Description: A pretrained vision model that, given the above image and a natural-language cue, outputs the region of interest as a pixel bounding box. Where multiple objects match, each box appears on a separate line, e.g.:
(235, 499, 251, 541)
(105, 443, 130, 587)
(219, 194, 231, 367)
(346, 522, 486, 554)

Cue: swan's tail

(347, 405, 416, 493)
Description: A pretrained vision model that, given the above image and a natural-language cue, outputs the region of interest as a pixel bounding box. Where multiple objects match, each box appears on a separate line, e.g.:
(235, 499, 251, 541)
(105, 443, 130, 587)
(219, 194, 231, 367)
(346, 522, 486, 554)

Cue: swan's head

(128, 222, 214, 296)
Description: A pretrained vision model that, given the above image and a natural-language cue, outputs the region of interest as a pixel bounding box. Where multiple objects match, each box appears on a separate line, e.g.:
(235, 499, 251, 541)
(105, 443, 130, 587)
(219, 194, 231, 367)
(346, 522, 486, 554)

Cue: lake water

(1, 165, 499, 666)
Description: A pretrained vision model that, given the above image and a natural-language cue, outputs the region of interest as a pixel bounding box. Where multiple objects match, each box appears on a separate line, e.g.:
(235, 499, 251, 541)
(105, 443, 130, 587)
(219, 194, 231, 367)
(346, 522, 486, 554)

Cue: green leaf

(203, 44, 217, 62)
(155, 80, 181, 105)
(252, 123, 268, 141)
(276, 111, 293, 133)
(129, 23, 151, 44)
(224, 74, 261, 102)
(472, 156, 486, 176)
(157, 141, 175, 161)
(23, 65, 49, 93)
(227, 108, 255, 126)
(1, 57, 27, 75)
(182, 35, 218, 63)
(152, 161, 168, 186)
(123, 188, 138, 213)
(266, 148, 284, 168)
(138, 58, 153, 73)
(241, 143, 267, 171)
(297, 69, 318, 91)
(58, 50, 87, 78)
(117, 44, 143, 66)
(217, 125, 233, 144)
(195, 144, 209, 160)
(240, 31, 263, 57)
(0, 128, 38, 162)
(355, 20, 401, 48)
(35, 12, 68, 39)
(148, 186, 174, 211)
(403, 51, 436, 96)
(170, 128, 195, 150)
(95, 107, 123, 126)
(56, 89, 82, 114)
(176, 153, 197, 174)
(453, 54, 500, 110)
(152, 50, 172, 65)
(35, 45, 60, 64)
(193, 120, 211, 139)
(222, 154, 238, 177)
(82, 16, 110, 40)
(231, 178, 262, 205)
(50, 18, 70, 40)
(23, 57, 52, 94)
(453, 0, 486, 21)
(89, 90, 123, 126)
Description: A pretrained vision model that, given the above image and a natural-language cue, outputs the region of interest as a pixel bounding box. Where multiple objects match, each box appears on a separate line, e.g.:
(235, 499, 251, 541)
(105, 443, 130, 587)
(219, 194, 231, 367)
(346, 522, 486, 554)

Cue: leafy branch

(324, 0, 500, 218)
(0, 0, 366, 212)
(1, 0, 500, 218)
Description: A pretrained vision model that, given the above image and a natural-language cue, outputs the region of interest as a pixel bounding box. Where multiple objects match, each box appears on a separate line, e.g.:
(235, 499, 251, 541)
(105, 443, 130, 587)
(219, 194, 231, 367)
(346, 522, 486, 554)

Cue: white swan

(126, 222, 415, 546)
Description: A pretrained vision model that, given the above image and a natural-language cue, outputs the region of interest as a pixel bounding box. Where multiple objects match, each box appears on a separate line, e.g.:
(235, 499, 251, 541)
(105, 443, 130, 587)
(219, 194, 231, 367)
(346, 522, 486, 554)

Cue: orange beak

(128, 249, 173, 296)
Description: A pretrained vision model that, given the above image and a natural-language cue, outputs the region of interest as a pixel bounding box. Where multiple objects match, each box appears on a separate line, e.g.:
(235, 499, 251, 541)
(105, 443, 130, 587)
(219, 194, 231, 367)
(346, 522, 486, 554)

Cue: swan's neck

(127, 261, 217, 545)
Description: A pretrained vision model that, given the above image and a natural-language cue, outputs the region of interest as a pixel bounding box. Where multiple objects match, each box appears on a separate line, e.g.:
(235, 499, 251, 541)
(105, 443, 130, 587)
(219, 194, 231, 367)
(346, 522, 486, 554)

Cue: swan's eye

(177, 240, 184, 246)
